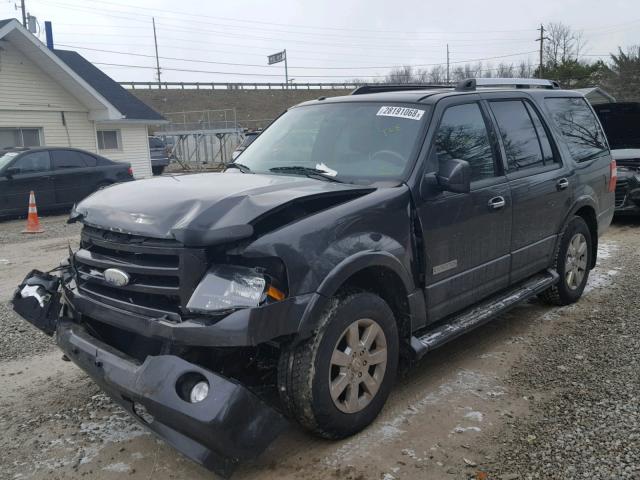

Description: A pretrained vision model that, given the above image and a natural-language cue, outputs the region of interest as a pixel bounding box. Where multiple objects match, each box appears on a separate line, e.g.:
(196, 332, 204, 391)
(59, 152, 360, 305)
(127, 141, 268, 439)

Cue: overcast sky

(1, 0, 638, 84)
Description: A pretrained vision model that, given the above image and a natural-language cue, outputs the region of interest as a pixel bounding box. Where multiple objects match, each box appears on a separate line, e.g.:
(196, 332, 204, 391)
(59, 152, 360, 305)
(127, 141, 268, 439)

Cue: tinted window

(79, 152, 97, 167)
(149, 137, 164, 148)
(51, 150, 87, 169)
(545, 97, 608, 162)
(13, 151, 50, 173)
(490, 100, 544, 171)
(525, 102, 556, 165)
(434, 103, 495, 181)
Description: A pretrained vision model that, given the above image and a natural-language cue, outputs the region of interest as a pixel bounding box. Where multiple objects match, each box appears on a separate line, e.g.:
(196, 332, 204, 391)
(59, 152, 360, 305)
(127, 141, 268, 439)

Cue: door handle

(488, 196, 506, 210)
(556, 178, 569, 190)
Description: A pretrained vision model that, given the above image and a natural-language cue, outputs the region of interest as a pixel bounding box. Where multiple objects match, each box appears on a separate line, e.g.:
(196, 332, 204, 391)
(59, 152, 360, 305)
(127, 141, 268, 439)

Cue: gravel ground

(0, 213, 81, 245)
(485, 222, 640, 479)
(0, 215, 638, 479)
(0, 301, 56, 362)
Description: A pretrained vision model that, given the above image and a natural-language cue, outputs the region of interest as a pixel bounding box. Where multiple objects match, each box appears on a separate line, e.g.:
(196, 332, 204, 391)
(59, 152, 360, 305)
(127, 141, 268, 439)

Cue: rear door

(50, 150, 93, 205)
(483, 95, 572, 283)
(417, 96, 512, 323)
(1, 151, 55, 214)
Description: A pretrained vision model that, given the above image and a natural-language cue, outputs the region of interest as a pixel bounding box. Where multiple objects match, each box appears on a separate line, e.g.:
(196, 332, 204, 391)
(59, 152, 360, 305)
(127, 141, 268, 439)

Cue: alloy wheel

(565, 232, 588, 290)
(329, 318, 388, 414)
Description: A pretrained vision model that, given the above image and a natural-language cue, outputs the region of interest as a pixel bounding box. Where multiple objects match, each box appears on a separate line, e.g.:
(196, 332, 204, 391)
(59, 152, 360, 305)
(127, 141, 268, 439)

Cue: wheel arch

(297, 251, 424, 348)
(568, 199, 598, 270)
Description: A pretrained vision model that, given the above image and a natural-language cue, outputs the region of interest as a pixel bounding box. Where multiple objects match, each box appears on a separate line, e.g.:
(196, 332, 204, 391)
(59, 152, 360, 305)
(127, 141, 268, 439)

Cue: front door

(416, 97, 512, 323)
(1, 150, 55, 214)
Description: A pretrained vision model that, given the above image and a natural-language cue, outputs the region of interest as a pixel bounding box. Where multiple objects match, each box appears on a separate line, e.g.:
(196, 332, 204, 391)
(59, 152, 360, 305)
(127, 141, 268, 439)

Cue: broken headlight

(186, 265, 285, 313)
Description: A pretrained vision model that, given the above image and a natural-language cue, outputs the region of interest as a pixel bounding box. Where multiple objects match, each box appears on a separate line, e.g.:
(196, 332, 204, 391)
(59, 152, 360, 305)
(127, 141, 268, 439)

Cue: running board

(411, 271, 558, 359)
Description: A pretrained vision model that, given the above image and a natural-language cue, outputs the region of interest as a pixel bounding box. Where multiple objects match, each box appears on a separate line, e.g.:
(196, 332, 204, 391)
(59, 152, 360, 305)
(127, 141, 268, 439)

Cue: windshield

(0, 151, 19, 171)
(235, 102, 428, 183)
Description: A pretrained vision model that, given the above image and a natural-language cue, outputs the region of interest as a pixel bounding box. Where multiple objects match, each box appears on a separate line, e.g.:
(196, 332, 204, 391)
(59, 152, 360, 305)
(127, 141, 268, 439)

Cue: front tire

(540, 216, 592, 305)
(278, 292, 398, 439)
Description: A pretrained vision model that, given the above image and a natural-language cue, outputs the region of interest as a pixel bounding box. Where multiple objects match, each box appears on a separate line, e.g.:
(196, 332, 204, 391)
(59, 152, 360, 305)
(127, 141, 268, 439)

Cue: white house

(0, 18, 165, 178)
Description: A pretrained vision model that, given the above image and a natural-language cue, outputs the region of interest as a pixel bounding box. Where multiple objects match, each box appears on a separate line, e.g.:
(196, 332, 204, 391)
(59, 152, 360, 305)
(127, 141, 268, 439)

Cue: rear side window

(51, 150, 88, 169)
(545, 97, 608, 162)
(490, 101, 543, 170)
(434, 103, 496, 182)
(79, 152, 97, 167)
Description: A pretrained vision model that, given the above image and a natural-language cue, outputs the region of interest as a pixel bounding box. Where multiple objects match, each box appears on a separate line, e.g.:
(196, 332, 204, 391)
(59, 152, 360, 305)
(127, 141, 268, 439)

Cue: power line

(57, 44, 537, 71)
(91, 50, 539, 79)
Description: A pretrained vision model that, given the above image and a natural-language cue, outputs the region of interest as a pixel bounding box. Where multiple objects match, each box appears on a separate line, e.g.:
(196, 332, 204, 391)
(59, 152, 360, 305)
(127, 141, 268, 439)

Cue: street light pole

(284, 49, 289, 88)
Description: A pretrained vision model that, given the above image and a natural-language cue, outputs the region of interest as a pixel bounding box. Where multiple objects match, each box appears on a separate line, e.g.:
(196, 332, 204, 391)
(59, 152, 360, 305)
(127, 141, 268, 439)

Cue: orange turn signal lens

(266, 285, 286, 302)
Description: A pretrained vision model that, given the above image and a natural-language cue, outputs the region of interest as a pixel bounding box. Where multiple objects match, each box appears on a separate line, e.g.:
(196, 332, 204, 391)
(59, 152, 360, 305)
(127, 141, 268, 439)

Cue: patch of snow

(464, 411, 484, 422)
(453, 425, 482, 433)
(382, 474, 396, 480)
(324, 370, 504, 466)
(102, 462, 131, 473)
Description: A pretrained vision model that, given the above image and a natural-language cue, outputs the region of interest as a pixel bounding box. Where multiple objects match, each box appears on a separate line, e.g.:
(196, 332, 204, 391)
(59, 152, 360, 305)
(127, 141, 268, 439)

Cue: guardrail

(121, 81, 359, 91)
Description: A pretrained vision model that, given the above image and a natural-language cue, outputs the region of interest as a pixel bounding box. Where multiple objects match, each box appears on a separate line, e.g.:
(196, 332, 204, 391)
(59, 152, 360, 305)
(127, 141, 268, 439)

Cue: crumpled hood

(74, 172, 372, 245)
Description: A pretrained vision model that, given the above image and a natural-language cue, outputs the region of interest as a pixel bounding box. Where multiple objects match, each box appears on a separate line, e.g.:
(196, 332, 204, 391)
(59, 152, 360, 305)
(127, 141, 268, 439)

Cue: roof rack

(455, 78, 560, 91)
(351, 84, 451, 95)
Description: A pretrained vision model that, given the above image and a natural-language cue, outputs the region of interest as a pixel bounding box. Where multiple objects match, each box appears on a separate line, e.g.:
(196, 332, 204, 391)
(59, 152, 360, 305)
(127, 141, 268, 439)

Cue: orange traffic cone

(22, 190, 44, 234)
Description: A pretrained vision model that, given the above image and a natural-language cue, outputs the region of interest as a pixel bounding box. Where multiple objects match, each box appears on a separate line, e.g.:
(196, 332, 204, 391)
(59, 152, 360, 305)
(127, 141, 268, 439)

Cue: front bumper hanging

(12, 270, 288, 478)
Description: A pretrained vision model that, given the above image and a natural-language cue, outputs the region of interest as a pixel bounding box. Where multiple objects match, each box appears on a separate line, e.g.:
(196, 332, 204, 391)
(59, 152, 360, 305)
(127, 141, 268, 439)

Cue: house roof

(574, 87, 616, 104)
(0, 18, 165, 123)
(53, 49, 165, 122)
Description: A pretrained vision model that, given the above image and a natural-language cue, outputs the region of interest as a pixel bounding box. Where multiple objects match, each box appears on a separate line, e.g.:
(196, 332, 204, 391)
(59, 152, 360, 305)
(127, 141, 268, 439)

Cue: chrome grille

(74, 226, 207, 320)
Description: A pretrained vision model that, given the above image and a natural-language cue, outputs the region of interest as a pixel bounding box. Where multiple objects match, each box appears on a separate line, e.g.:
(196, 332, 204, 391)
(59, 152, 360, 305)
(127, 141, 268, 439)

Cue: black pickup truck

(12, 78, 615, 477)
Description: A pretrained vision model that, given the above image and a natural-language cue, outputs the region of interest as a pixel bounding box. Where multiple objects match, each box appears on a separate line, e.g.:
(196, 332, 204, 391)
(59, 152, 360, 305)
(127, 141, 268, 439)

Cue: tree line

(375, 22, 640, 102)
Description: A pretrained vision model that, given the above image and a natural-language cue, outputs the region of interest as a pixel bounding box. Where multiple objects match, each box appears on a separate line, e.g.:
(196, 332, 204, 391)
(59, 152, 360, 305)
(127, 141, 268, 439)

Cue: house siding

(0, 38, 153, 179)
(96, 123, 152, 178)
(0, 110, 96, 151)
(0, 40, 86, 112)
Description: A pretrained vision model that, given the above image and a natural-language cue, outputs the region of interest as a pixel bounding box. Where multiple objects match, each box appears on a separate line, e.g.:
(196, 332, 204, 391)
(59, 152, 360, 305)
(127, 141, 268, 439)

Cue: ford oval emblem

(103, 268, 130, 287)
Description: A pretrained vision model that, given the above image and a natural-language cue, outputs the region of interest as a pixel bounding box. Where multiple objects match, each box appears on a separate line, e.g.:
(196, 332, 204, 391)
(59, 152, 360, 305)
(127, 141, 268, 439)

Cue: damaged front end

(12, 266, 288, 478)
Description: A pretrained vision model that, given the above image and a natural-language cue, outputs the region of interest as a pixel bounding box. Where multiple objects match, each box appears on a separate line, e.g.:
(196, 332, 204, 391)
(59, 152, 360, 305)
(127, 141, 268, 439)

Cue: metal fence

(121, 81, 359, 91)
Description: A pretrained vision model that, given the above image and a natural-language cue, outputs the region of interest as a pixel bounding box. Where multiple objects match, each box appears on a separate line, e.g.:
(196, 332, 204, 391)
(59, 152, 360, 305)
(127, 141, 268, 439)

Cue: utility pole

(20, 0, 27, 27)
(284, 49, 289, 88)
(446, 44, 450, 84)
(152, 17, 161, 83)
(536, 24, 548, 79)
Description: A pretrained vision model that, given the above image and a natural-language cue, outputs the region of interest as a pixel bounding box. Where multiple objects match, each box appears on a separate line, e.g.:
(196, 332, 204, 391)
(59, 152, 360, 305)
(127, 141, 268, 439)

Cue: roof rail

(455, 78, 560, 91)
(351, 84, 451, 95)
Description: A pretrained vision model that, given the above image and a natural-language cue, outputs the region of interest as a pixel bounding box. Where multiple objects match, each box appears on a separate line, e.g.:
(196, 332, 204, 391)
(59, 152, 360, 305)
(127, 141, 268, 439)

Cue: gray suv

(13, 78, 615, 477)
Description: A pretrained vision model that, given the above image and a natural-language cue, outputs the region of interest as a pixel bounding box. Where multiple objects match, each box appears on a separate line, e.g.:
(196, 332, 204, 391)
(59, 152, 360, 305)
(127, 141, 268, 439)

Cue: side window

(434, 103, 496, 182)
(79, 152, 97, 167)
(524, 102, 556, 165)
(13, 151, 50, 173)
(51, 150, 87, 169)
(489, 100, 545, 171)
(545, 97, 608, 162)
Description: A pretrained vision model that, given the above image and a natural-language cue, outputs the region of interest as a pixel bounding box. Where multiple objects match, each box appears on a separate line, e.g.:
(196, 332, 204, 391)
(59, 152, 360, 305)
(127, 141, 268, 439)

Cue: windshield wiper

(269, 166, 342, 182)
(225, 162, 252, 173)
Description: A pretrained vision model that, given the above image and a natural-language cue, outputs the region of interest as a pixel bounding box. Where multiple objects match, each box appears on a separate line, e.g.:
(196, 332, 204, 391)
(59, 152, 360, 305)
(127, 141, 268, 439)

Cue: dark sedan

(0, 147, 134, 217)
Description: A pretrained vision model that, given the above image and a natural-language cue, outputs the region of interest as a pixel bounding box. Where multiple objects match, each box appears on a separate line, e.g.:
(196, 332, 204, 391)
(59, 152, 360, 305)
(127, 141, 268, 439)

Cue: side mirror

(4, 167, 20, 179)
(436, 158, 471, 194)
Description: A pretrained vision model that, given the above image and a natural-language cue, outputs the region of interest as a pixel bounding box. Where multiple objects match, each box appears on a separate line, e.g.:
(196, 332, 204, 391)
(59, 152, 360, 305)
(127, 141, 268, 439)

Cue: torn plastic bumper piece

(56, 319, 287, 478)
(12, 269, 63, 336)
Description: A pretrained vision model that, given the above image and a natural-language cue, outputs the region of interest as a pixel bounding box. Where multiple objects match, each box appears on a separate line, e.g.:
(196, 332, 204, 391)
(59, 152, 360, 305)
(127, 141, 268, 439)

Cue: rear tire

(539, 216, 592, 306)
(152, 166, 165, 176)
(278, 292, 398, 439)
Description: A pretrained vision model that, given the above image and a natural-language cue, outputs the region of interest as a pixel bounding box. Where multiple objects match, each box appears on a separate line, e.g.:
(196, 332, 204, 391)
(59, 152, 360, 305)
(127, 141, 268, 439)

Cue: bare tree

(384, 65, 416, 84)
(544, 22, 586, 67)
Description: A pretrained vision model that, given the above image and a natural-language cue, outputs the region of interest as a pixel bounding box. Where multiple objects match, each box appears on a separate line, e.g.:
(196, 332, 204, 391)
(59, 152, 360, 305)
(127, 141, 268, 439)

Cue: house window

(97, 129, 122, 150)
(0, 128, 42, 149)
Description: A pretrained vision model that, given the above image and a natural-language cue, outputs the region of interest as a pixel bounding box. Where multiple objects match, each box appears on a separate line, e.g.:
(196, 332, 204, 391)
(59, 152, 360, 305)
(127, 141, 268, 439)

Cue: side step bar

(411, 271, 558, 360)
